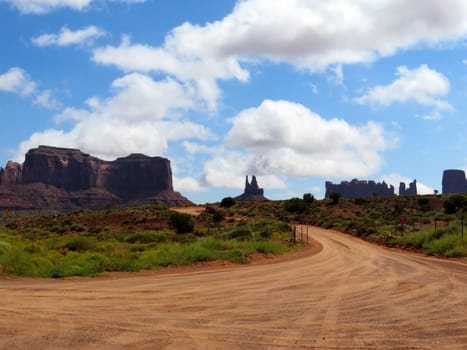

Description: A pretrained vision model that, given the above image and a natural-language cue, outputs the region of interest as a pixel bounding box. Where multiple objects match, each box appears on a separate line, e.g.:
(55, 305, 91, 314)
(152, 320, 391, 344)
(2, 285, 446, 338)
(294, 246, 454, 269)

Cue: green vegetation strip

(0, 218, 294, 278)
(390, 224, 467, 257)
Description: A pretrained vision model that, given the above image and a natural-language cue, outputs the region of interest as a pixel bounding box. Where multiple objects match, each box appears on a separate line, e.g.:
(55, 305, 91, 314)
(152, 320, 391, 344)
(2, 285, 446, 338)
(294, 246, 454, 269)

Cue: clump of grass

(396, 224, 467, 257)
(63, 236, 96, 252)
(124, 230, 168, 244)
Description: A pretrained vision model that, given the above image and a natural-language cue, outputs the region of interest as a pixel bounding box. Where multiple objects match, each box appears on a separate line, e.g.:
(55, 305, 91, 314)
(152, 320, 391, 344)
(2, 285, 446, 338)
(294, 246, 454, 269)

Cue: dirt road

(1, 227, 466, 349)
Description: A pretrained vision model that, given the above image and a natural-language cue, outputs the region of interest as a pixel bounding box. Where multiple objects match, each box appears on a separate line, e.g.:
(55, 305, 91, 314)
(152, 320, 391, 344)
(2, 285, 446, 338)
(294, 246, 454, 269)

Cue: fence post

(462, 213, 464, 240)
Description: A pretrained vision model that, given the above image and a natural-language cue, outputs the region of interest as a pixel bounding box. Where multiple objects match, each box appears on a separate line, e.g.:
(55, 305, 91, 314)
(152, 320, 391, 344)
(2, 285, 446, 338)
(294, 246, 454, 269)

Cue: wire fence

(292, 224, 310, 244)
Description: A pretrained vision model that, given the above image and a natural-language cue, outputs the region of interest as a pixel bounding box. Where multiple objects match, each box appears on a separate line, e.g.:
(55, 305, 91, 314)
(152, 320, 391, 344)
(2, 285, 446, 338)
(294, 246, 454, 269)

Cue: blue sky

(1, 0, 467, 203)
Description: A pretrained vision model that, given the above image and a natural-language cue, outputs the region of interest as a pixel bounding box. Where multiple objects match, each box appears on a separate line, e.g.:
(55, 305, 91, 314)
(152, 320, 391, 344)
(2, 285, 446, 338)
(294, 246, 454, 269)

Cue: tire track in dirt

(0, 226, 466, 349)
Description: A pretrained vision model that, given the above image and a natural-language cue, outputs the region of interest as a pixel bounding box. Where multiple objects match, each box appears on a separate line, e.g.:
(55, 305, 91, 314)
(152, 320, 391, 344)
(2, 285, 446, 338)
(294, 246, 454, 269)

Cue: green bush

(354, 197, 369, 205)
(226, 228, 253, 241)
(63, 236, 96, 252)
(423, 235, 453, 255)
(302, 193, 315, 204)
(285, 198, 309, 213)
(212, 209, 226, 222)
(124, 231, 167, 244)
(396, 224, 466, 257)
(329, 192, 341, 205)
(220, 197, 236, 208)
(51, 225, 67, 234)
(444, 194, 467, 214)
(170, 212, 195, 234)
(0, 241, 10, 254)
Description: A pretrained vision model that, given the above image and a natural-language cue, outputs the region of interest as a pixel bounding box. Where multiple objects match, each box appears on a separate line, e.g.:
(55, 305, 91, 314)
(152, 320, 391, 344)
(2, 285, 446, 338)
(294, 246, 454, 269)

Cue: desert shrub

(183, 242, 215, 263)
(62, 219, 72, 226)
(0, 241, 10, 254)
(329, 192, 341, 205)
(417, 197, 432, 212)
(354, 197, 369, 205)
(302, 193, 315, 204)
(352, 219, 377, 238)
(46, 265, 71, 278)
(322, 220, 334, 229)
(227, 228, 253, 241)
(170, 212, 195, 234)
(401, 230, 430, 248)
(212, 209, 226, 222)
(171, 233, 197, 244)
(124, 231, 167, 244)
(285, 198, 309, 213)
(74, 225, 86, 233)
(445, 244, 467, 257)
(444, 194, 467, 214)
(0, 249, 34, 276)
(418, 197, 429, 206)
(44, 252, 108, 278)
(396, 224, 466, 257)
(23, 244, 42, 254)
(260, 229, 272, 239)
(422, 233, 462, 256)
(20, 228, 40, 240)
(51, 225, 67, 234)
(63, 236, 96, 252)
(88, 226, 102, 234)
(220, 197, 236, 208)
(254, 240, 285, 254)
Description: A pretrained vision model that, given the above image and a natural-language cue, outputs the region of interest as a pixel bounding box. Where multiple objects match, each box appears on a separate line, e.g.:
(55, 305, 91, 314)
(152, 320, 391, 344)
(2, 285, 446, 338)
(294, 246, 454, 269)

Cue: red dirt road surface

(1, 226, 466, 349)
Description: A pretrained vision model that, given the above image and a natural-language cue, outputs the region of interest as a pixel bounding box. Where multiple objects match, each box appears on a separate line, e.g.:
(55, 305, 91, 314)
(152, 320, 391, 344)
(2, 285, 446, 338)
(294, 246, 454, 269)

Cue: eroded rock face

(325, 179, 394, 199)
(399, 180, 417, 196)
(235, 175, 268, 202)
(0, 161, 22, 185)
(103, 154, 173, 200)
(0, 146, 191, 210)
(442, 169, 467, 194)
(21, 146, 101, 191)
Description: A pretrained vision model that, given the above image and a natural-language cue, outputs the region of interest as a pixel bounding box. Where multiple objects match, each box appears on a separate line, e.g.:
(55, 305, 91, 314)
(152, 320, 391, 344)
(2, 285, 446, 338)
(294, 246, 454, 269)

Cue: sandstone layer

(0, 146, 191, 210)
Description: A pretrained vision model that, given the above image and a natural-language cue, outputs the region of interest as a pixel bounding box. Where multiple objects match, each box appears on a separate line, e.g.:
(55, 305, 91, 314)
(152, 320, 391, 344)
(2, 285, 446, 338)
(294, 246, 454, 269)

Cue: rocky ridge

(0, 146, 191, 210)
(325, 178, 421, 199)
(235, 175, 268, 202)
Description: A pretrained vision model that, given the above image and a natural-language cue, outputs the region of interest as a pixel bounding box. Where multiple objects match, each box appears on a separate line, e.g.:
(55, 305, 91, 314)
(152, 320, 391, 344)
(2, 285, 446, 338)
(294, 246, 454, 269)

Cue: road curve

(0, 227, 466, 349)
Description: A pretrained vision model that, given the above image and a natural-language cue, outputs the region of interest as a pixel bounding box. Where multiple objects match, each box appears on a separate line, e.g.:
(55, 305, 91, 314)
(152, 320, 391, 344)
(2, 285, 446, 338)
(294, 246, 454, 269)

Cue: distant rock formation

(399, 180, 417, 196)
(442, 169, 467, 194)
(325, 179, 394, 199)
(235, 175, 268, 202)
(0, 145, 192, 210)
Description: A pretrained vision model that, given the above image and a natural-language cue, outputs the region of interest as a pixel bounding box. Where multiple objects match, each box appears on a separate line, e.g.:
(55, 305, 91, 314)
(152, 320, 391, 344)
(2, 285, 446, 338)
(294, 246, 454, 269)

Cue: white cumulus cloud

(93, 36, 249, 110)
(0, 67, 36, 96)
(3, 0, 92, 14)
(16, 73, 213, 161)
(33, 90, 61, 109)
(32, 26, 106, 47)
(3, 0, 146, 14)
(173, 176, 204, 193)
(201, 149, 287, 190)
(200, 100, 392, 189)
(356, 65, 452, 110)
(92, 0, 467, 108)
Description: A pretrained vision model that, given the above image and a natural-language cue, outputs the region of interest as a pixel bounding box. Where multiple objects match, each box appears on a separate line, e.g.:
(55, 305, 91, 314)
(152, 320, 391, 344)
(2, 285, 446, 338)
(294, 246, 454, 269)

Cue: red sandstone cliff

(0, 146, 191, 210)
